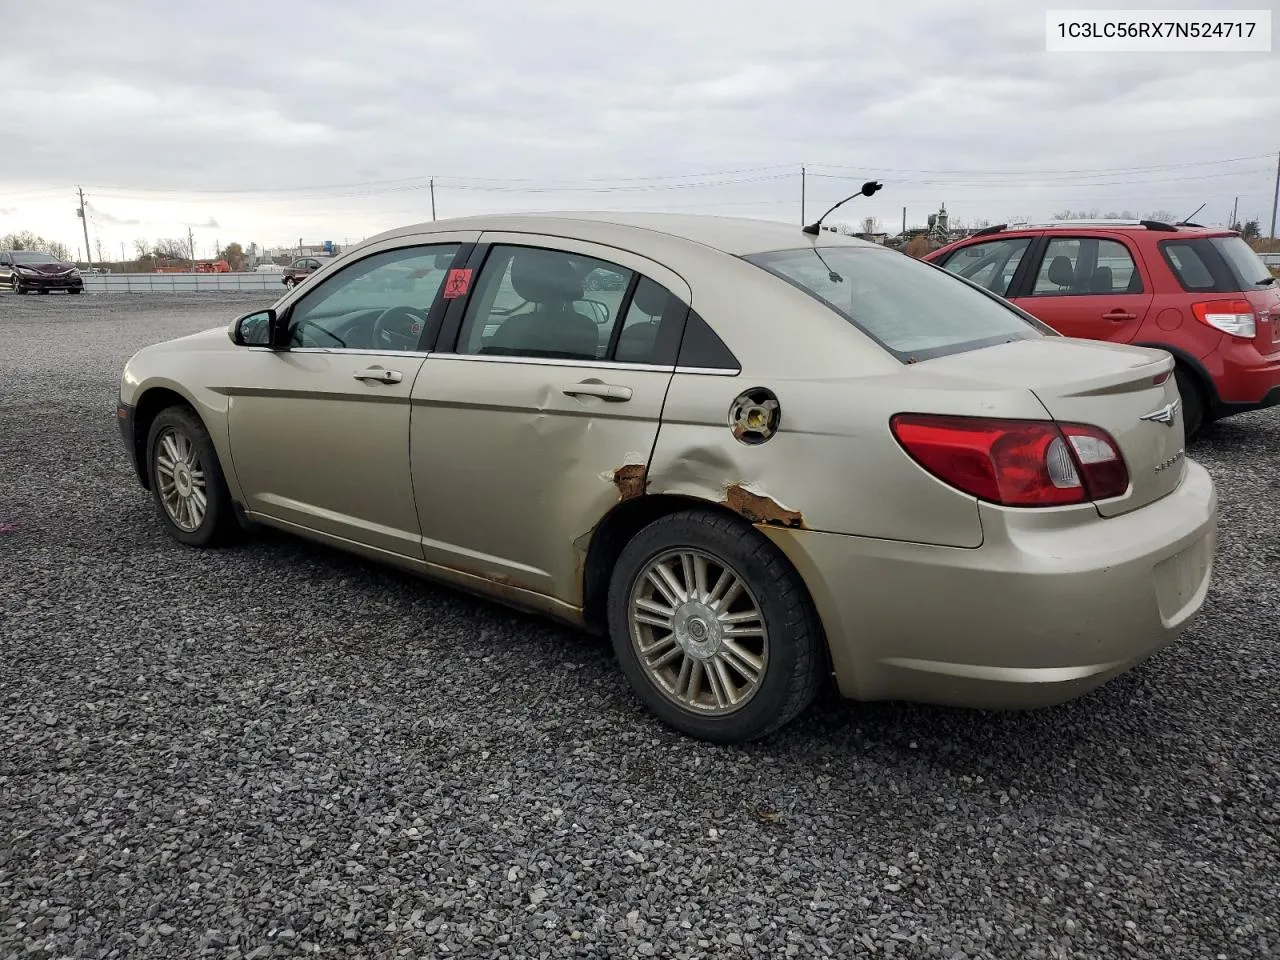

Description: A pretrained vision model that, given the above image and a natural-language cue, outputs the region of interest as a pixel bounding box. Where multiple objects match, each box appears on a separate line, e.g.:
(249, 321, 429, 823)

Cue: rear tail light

(1192, 299, 1256, 339)
(890, 414, 1129, 507)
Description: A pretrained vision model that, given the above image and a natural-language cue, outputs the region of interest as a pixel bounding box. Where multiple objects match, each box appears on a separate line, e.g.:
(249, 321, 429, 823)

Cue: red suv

(925, 221, 1280, 437)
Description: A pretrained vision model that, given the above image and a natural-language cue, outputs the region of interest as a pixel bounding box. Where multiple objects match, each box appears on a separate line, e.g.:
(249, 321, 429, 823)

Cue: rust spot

(724, 483, 805, 528)
(613, 464, 648, 502)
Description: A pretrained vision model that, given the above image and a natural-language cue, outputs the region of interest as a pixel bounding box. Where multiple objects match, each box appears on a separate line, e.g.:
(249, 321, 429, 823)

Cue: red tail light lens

(890, 414, 1129, 507)
(1192, 299, 1256, 339)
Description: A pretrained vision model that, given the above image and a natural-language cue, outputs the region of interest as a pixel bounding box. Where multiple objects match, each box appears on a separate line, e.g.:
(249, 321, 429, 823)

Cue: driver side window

(287, 243, 461, 351)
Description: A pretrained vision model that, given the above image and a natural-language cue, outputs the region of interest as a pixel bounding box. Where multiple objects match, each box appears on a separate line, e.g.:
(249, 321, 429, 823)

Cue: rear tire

(145, 406, 237, 548)
(606, 509, 827, 743)
(37, 288, 48, 295)
(1174, 366, 1205, 440)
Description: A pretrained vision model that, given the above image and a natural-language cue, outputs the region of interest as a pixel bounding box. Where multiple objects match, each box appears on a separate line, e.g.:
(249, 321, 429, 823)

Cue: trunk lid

(918, 337, 1184, 517)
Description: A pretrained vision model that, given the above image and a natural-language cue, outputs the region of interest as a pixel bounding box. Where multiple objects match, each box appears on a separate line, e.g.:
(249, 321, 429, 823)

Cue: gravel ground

(1, 292, 1278, 960)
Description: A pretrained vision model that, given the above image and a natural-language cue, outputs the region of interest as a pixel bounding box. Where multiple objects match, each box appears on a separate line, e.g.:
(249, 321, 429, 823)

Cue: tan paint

(118, 212, 1219, 713)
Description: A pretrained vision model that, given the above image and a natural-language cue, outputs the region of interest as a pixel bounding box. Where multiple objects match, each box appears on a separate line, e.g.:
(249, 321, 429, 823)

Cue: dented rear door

(409, 234, 691, 606)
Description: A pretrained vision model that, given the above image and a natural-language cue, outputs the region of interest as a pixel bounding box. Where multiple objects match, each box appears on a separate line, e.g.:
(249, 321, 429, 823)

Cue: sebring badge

(1139, 398, 1180, 426)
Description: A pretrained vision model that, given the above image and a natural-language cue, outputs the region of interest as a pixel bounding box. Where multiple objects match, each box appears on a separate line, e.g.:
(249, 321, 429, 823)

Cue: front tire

(68, 287, 83, 295)
(145, 406, 237, 547)
(607, 509, 826, 743)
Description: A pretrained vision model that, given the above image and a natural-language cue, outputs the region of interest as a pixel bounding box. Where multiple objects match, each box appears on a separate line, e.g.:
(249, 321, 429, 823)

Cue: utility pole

(430, 177, 436, 221)
(902, 206, 907, 235)
(187, 227, 195, 265)
(120, 241, 126, 264)
(1230, 196, 1238, 229)
(800, 166, 806, 226)
(1271, 149, 1279, 239)
(76, 187, 94, 271)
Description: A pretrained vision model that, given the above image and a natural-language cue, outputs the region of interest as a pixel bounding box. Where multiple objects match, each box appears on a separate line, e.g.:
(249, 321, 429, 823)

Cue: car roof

(363, 211, 879, 258)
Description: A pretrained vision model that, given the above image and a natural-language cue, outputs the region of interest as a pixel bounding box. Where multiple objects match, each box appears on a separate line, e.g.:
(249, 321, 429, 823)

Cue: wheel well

(580, 494, 773, 633)
(1133, 343, 1215, 405)
(132, 388, 195, 489)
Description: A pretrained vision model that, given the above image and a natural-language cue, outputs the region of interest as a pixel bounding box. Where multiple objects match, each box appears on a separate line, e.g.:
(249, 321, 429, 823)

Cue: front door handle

(1102, 310, 1137, 322)
(353, 367, 403, 384)
(562, 381, 633, 402)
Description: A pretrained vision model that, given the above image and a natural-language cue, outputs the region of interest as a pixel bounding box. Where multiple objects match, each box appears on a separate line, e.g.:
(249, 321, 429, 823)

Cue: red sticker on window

(443, 268, 473, 299)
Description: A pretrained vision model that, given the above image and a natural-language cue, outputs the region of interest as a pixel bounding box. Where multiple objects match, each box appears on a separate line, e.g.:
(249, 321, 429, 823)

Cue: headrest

(510, 249, 584, 304)
(1090, 266, 1113, 294)
(1048, 255, 1075, 288)
(631, 278, 669, 317)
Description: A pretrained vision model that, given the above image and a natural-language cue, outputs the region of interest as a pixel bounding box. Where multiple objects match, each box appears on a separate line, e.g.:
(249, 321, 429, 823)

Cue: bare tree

(1, 231, 71, 259)
(134, 238, 150, 259)
(861, 216, 881, 236)
(153, 238, 190, 261)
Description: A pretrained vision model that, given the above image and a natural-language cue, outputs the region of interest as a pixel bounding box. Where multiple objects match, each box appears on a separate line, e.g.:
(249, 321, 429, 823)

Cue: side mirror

(229, 308, 278, 347)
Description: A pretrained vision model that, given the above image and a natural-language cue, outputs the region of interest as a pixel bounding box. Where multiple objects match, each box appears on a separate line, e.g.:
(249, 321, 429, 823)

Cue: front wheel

(607, 509, 827, 743)
(68, 287, 83, 295)
(145, 406, 237, 547)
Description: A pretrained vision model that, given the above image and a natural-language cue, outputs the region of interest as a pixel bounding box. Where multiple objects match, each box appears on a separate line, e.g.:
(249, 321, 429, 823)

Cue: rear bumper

(1201, 337, 1280, 412)
(762, 460, 1218, 708)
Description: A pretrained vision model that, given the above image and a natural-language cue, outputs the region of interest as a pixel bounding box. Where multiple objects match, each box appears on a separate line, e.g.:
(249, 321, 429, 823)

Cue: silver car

(116, 213, 1217, 742)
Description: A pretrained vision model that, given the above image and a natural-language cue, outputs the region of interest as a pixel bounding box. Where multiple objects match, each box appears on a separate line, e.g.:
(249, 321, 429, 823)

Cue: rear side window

(1160, 237, 1269, 293)
(1030, 237, 1142, 296)
(745, 246, 1041, 363)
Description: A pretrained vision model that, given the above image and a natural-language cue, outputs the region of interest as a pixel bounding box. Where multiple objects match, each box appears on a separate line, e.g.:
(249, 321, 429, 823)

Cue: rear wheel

(1174, 366, 1205, 440)
(37, 288, 48, 295)
(145, 406, 237, 547)
(607, 509, 826, 743)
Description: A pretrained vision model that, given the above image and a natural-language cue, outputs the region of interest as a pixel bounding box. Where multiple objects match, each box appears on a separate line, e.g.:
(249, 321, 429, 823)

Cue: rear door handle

(1102, 310, 1137, 322)
(353, 368, 403, 384)
(562, 381, 633, 402)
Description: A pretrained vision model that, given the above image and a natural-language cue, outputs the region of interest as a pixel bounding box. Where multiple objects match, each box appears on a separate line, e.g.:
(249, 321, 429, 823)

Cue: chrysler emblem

(1139, 399, 1180, 426)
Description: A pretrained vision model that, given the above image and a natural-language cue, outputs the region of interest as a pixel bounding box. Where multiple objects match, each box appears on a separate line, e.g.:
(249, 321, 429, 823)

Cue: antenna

(803, 181, 883, 236)
(1178, 202, 1206, 225)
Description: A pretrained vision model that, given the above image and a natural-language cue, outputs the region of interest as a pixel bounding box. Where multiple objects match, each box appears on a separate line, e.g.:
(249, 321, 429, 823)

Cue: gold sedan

(116, 213, 1218, 742)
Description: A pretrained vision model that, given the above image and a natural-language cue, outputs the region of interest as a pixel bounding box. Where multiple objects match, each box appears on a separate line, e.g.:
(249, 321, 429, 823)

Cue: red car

(925, 221, 1280, 437)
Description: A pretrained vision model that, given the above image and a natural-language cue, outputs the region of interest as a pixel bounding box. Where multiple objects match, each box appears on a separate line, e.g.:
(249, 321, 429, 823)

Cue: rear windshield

(1160, 236, 1274, 292)
(744, 246, 1043, 362)
(1212, 237, 1272, 287)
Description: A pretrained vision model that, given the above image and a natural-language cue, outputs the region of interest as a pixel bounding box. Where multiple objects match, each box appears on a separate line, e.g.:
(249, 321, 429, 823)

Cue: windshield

(1211, 236, 1273, 287)
(12, 251, 59, 264)
(745, 245, 1044, 362)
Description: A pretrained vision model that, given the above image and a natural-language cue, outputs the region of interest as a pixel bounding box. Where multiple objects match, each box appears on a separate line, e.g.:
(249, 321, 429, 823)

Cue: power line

(805, 152, 1277, 176)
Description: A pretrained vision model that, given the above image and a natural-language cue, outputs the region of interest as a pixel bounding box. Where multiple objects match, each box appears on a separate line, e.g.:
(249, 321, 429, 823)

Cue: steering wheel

(372, 305, 429, 350)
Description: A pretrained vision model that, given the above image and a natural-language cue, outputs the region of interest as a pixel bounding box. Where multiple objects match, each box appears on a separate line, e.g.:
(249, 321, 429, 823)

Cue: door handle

(353, 367, 403, 384)
(562, 381, 633, 402)
(1102, 310, 1137, 322)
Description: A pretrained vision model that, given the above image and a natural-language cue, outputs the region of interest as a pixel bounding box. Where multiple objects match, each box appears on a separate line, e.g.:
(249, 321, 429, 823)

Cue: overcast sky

(1, 0, 1276, 259)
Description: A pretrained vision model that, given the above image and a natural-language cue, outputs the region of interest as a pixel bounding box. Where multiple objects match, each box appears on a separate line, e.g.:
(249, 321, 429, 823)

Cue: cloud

(0, 0, 1274, 244)
(84, 202, 140, 226)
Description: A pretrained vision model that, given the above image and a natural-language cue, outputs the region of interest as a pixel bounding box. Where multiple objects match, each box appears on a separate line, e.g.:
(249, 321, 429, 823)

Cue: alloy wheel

(628, 548, 769, 715)
(153, 426, 208, 532)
